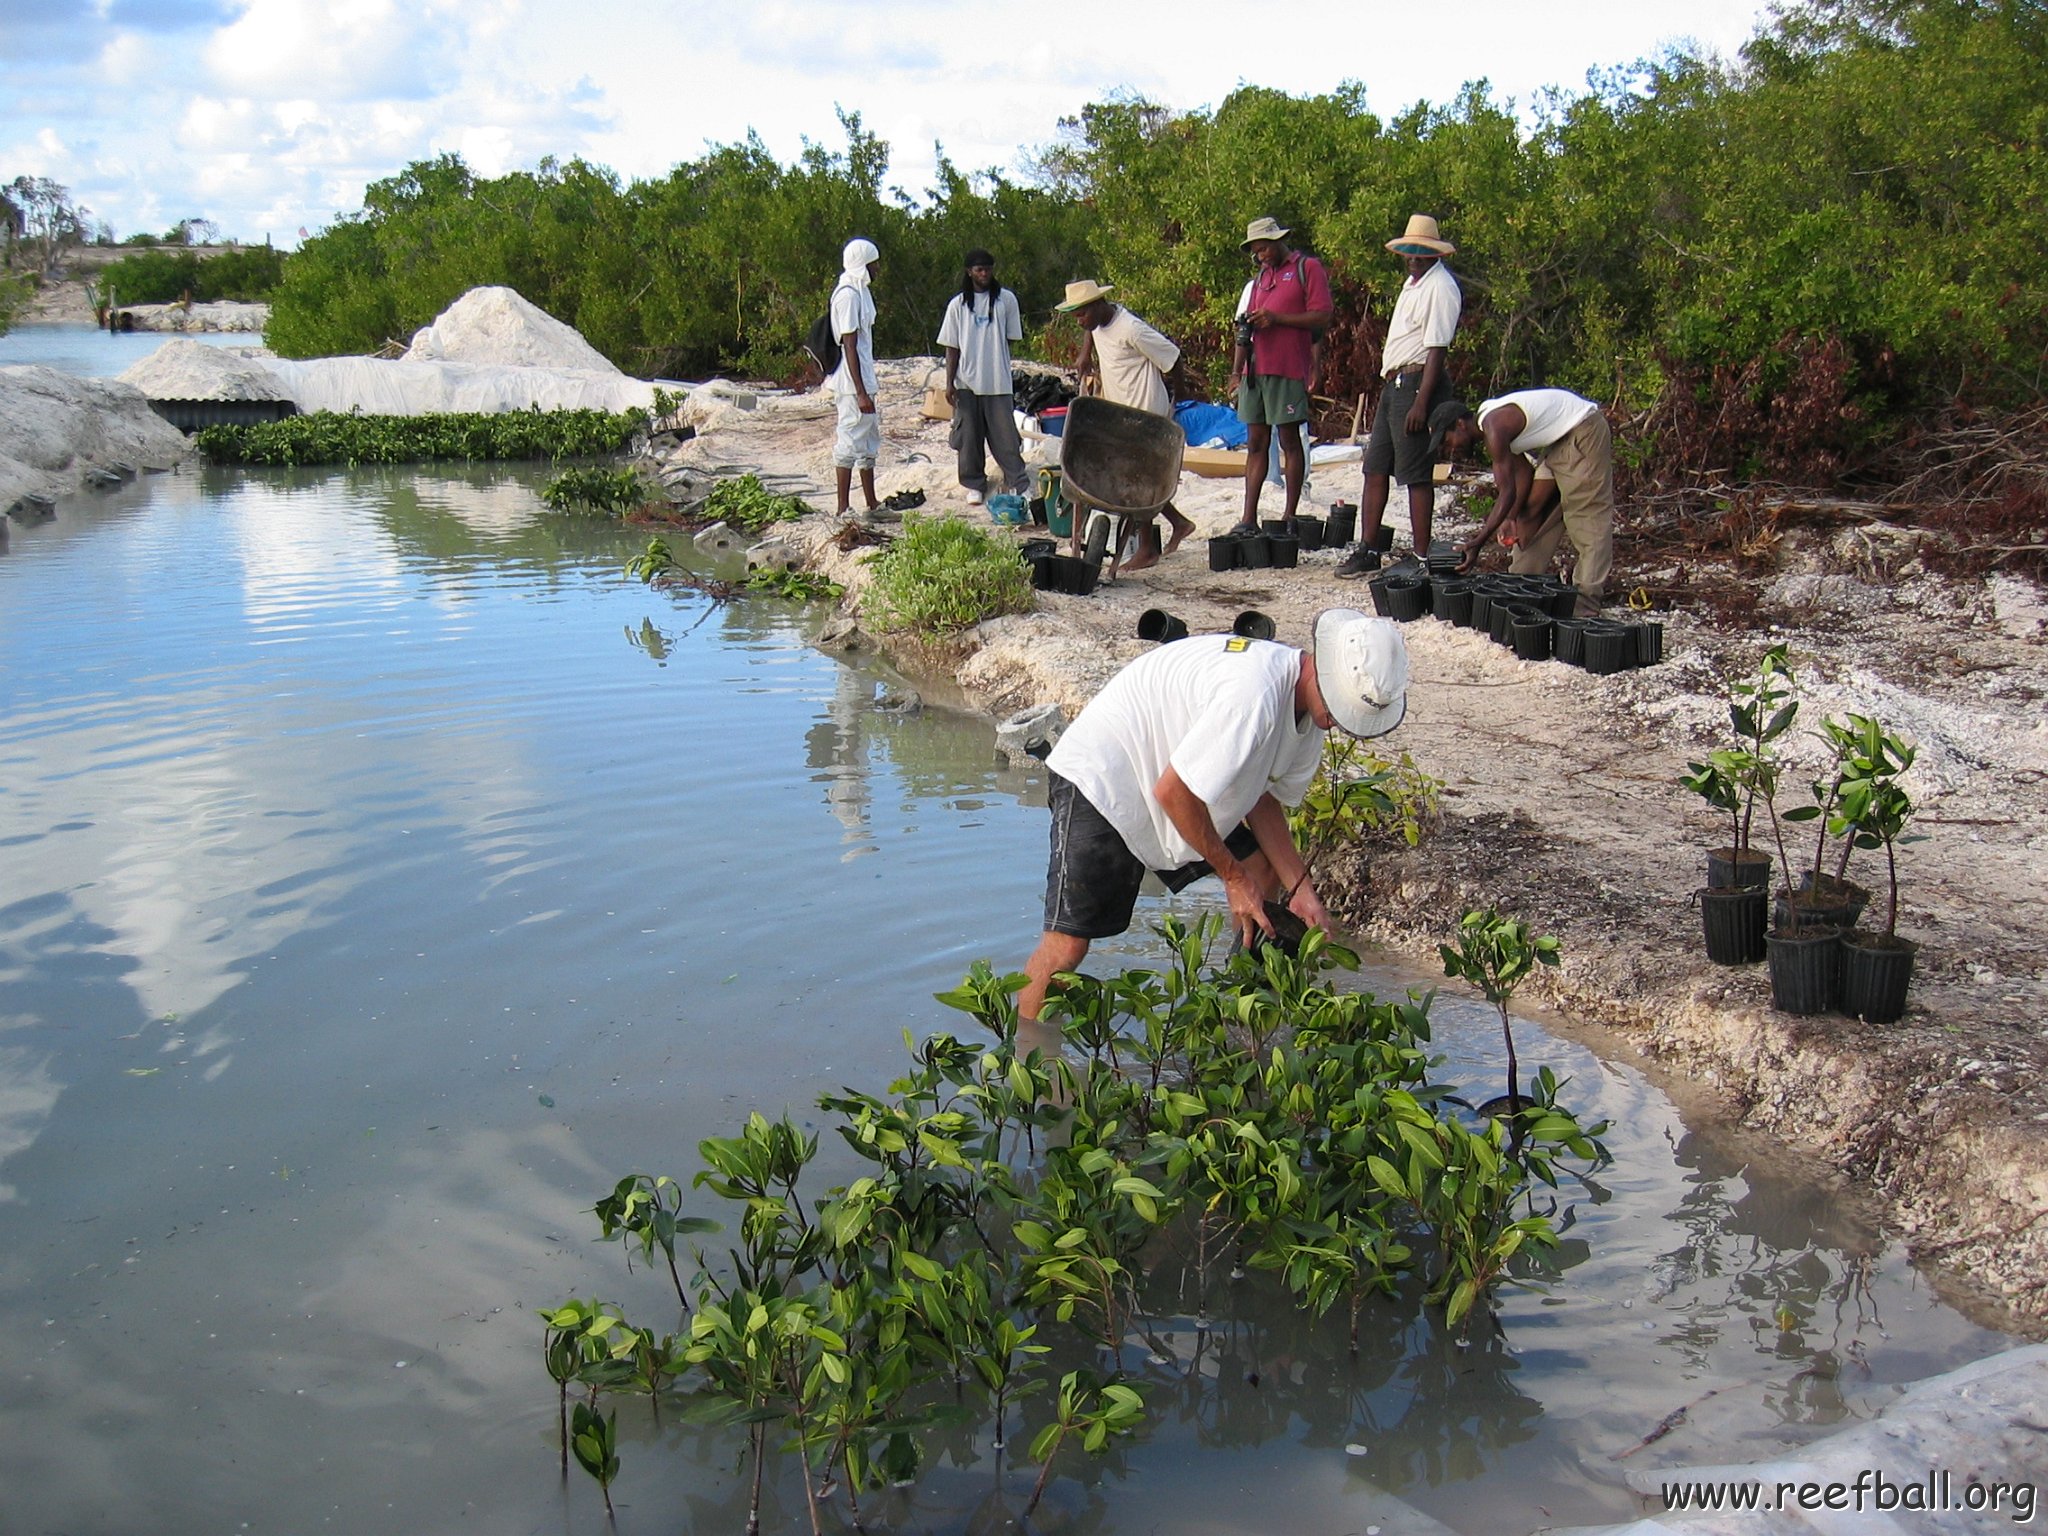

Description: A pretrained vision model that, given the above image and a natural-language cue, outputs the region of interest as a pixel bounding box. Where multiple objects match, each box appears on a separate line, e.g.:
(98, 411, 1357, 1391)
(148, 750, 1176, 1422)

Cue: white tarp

(261, 356, 659, 416)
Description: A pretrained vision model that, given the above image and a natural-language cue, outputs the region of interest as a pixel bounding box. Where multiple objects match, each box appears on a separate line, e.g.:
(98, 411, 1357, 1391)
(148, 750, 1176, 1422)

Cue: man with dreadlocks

(936, 249, 1030, 508)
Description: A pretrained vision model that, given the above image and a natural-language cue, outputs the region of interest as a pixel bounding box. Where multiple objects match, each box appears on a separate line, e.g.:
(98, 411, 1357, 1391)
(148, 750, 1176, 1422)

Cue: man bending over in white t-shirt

(1015, 612, 1410, 1040)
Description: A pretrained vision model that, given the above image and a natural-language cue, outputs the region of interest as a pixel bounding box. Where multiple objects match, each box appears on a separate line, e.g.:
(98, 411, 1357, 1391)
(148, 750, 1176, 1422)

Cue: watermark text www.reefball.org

(1658, 1468, 2036, 1523)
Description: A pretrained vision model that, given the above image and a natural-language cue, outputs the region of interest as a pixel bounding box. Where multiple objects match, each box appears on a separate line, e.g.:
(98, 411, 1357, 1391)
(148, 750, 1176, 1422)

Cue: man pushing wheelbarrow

(1058, 280, 1195, 574)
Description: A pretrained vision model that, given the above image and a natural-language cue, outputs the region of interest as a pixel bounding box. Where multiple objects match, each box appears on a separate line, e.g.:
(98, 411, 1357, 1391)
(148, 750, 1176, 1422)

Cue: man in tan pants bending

(1432, 390, 1615, 615)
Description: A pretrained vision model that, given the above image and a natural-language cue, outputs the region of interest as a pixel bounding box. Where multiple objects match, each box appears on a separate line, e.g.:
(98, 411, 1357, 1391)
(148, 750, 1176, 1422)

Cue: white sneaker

(966, 489, 985, 507)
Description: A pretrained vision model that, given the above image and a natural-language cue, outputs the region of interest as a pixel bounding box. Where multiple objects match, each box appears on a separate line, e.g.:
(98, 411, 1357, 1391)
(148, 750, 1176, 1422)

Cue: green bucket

(1037, 468, 1071, 537)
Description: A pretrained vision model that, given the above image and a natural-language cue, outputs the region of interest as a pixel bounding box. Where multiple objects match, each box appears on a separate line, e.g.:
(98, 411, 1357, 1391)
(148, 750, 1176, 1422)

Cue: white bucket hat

(1312, 609, 1408, 739)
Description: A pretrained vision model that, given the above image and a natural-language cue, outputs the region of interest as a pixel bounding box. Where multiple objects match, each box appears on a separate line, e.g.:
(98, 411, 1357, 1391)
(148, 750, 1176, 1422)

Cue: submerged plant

(624, 537, 674, 584)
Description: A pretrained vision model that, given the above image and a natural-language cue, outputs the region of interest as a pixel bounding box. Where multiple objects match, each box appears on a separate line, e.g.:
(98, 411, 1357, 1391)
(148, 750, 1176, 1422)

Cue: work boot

(1333, 546, 1382, 580)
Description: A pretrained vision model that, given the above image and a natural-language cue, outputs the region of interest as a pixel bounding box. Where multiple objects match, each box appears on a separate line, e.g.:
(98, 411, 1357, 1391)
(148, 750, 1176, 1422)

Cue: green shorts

(1236, 375, 1310, 427)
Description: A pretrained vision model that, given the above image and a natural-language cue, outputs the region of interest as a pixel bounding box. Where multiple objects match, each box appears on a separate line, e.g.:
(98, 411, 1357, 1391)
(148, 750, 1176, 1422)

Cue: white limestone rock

(0, 365, 189, 510)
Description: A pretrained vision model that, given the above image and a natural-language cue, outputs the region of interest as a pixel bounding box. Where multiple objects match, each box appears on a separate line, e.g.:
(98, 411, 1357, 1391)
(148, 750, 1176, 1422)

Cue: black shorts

(1043, 772, 1261, 940)
(1362, 370, 1449, 488)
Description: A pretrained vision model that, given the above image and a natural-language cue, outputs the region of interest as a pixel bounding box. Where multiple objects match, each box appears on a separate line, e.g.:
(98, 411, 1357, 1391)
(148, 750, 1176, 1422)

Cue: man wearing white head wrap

(829, 238, 883, 516)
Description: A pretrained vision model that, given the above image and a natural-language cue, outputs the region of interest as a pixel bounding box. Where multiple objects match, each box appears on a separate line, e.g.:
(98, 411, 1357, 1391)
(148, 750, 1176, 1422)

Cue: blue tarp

(1172, 400, 1248, 449)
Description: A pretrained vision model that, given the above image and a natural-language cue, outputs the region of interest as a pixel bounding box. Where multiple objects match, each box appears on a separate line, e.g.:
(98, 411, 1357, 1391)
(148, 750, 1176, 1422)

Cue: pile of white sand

(403, 287, 619, 373)
(0, 366, 189, 508)
(118, 340, 291, 401)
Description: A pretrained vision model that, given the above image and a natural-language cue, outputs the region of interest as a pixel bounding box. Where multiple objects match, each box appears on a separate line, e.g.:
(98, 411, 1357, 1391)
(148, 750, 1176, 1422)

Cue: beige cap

(1386, 214, 1455, 256)
(1240, 216, 1291, 248)
(1312, 609, 1409, 739)
(1055, 279, 1115, 311)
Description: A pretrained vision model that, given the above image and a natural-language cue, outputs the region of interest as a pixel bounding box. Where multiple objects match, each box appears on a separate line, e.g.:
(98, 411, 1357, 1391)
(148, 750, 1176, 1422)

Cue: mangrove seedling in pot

(1833, 714, 1922, 1023)
(1681, 643, 1797, 891)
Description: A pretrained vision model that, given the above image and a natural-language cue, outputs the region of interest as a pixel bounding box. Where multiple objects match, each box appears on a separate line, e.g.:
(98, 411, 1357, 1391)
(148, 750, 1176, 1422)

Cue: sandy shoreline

(652, 358, 2048, 1333)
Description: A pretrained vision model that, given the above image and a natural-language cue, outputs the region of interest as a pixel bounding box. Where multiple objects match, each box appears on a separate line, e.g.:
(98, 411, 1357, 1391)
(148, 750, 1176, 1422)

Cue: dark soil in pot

(1700, 885, 1767, 964)
(1840, 933, 1917, 1024)
(1707, 848, 1772, 890)
(1774, 881, 1869, 932)
(1766, 925, 1841, 1015)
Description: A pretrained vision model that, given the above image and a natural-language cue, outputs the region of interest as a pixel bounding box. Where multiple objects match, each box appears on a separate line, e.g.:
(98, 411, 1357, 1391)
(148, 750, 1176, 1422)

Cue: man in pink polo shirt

(1229, 217, 1331, 534)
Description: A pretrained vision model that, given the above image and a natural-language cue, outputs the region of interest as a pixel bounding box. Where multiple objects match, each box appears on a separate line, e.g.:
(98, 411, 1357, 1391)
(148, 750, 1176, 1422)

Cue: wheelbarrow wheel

(1082, 510, 1112, 569)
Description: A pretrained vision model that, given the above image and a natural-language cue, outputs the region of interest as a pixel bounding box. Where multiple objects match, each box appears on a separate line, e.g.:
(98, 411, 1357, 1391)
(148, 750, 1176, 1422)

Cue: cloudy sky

(4, 0, 1775, 248)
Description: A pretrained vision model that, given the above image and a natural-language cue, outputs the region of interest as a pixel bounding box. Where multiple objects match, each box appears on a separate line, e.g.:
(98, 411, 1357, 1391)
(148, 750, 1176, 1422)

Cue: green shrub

(96, 245, 285, 305)
(541, 466, 650, 514)
(194, 408, 644, 467)
(859, 514, 1033, 634)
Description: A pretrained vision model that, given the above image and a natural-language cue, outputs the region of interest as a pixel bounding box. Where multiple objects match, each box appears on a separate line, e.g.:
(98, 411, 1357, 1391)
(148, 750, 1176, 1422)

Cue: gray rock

(995, 702, 1066, 766)
(692, 521, 744, 555)
(745, 538, 796, 573)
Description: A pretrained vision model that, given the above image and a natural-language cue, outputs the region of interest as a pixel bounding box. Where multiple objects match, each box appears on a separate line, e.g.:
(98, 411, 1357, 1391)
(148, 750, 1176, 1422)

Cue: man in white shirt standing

(937, 248, 1029, 507)
(1434, 388, 1616, 614)
(828, 237, 882, 518)
(1336, 215, 1462, 579)
(1058, 279, 1195, 567)
(1014, 611, 1409, 1035)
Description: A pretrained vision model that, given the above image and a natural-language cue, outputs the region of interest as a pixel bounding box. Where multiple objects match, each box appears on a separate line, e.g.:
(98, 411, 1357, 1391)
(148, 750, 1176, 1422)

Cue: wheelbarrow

(1058, 396, 1186, 582)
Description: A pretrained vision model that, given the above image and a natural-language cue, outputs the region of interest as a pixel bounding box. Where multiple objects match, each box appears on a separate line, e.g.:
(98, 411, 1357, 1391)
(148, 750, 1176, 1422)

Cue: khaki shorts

(1236, 375, 1310, 427)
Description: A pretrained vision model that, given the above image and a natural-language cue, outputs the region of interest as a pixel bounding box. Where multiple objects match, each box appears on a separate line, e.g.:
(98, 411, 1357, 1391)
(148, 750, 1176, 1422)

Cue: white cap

(1312, 609, 1408, 739)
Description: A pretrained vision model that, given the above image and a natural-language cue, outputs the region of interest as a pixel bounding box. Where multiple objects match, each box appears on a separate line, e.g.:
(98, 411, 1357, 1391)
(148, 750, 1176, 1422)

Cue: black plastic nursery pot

(1137, 608, 1188, 643)
(1237, 532, 1273, 569)
(1634, 620, 1665, 667)
(1840, 934, 1917, 1024)
(1232, 609, 1276, 640)
(1295, 516, 1324, 551)
(1425, 541, 1462, 577)
(1370, 523, 1396, 553)
(1488, 600, 1523, 646)
(1582, 624, 1636, 675)
(1384, 577, 1431, 622)
(1706, 848, 1772, 890)
(1548, 585, 1581, 620)
(1267, 532, 1300, 568)
(1020, 538, 1057, 562)
(1027, 553, 1061, 590)
(1468, 587, 1497, 633)
(1699, 886, 1767, 965)
(1326, 504, 1357, 545)
(1553, 617, 1589, 666)
(1207, 536, 1240, 573)
(1431, 579, 1475, 626)
(1511, 614, 1554, 661)
(1766, 925, 1841, 1015)
(1366, 573, 1392, 617)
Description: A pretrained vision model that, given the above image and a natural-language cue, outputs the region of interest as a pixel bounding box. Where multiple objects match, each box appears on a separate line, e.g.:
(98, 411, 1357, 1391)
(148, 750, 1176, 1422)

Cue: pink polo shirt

(1245, 251, 1331, 385)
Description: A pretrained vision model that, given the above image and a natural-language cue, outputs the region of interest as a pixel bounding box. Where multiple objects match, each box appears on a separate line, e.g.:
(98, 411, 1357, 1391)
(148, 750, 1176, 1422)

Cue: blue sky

(3, 0, 1775, 248)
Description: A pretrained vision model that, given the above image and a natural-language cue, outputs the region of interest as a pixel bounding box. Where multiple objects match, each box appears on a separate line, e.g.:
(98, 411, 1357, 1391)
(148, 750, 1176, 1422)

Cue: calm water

(0, 464, 2013, 1535)
(0, 321, 254, 377)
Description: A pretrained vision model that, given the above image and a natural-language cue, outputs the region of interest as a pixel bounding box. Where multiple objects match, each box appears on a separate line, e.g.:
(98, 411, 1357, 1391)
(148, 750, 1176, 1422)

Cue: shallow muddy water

(0, 464, 2014, 1535)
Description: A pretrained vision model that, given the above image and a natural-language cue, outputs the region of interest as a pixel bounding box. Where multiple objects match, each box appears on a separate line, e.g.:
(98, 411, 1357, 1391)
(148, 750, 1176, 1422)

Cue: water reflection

(0, 464, 2017, 1536)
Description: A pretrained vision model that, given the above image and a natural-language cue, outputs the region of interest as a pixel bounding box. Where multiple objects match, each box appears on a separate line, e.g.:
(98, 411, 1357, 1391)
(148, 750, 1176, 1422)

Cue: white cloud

(3, 0, 1775, 248)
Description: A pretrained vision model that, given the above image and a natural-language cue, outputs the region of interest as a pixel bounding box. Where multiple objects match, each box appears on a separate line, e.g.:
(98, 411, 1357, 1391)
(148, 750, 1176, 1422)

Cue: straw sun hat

(1055, 279, 1115, 311)
(1386, 214, 1455, 256)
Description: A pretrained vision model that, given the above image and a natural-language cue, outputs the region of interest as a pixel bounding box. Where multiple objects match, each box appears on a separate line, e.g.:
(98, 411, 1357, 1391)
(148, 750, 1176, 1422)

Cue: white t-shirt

(1091, 305, 1180, 417)
(1381, 261, 1461, 376)
(1047, 635, 1325, 871)
(828, 281, 877, 395)
(936, 288, 1023, 396)
(1477, 389, 1600, 458)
